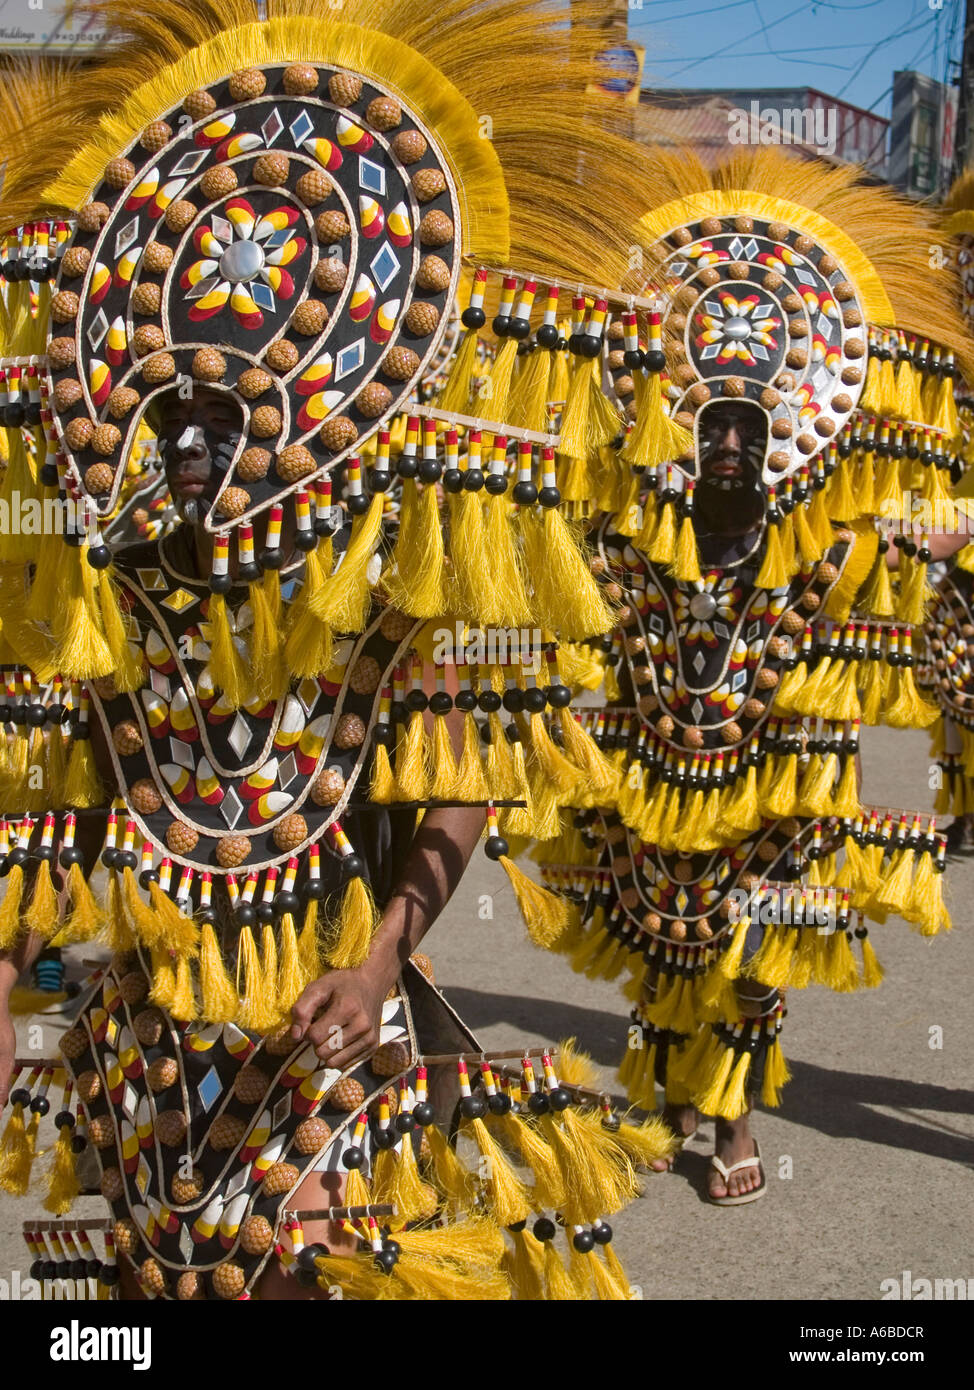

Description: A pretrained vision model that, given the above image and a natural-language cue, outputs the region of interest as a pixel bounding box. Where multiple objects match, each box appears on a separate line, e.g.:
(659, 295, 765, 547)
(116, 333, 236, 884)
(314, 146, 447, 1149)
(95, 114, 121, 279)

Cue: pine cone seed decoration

(155, 1110, 188, 1147)
(171, 1168, 204, 1203)
(83, 463, 114, 494)
(391, 130, 427, 164)
(350, 657, 381, 694)
(143, 353, 176, 383)
(315, 209, 350, 241)
(404, 302, 439, 336)
(366, 97, 401, 130)
(215, 487, 251, 518)
(48, 337, 76, 368)
(101, 1168, 124, 1201)
(183, 90, 216, 119)
(292, 300, 329, 336)
(237, 447, 272, 481)
(237, 368, 273, 399)
(228, 68, 266, 100)
(275, 444, 315, 482)
(310, 768, 345, 806)
(200, 165, 238, 200)
(77, 201, 110, 231)
(272, 812, 308, 852)
(107, 386, 140, 418)
(164, 200, 197, 233)
(134, 325, 166, 356)
(77, 1070, 102, 1102)
(293, 1116, 331, 1154)
(51, 290, 80, 323)
(295, 170, 332, 205)
(133, 1009, 164, 1046)
(251, 405, 282, 438)
(142, 239, 174, 272)
(118, 971, 149, 1005)
(357, 382, 393, 418)
(240, 1215, 274, 1255)
(192, 348, 227, 381)
(140, 1259, 166, 1295)
(264, 1026, 297, 1057)
(166, 821, 199, 854)
(284, 62, 319, 95)
(722, 722, 743, 745)
(61, 246, 91, 278)
(254, 153, 290, 186)
(265, 339, 299, 371)
(113, 1220, 139, 1255)
(328, 73, 362, 105)
(261, 1161, 299, 1195)
(212, 1262, 246, 1300)
(379, 608, 414, 641)
(382, 346, 420, 381)
(216, 833, 251, 867)
(417, 256, 450, 292)
(177, 1272, 206, 1300)
(334, 714, 366, 750)
(132, 283, 162, 316)
(318, 415, 357, 451)
(54, 379, 83, 410)
(313, 258, 347, 293)
(130, 778, 163, 814)
(141, 120, 173, 152)
(327, 1077, 365, 1112)
(370, 1040, 411, 1078)
(233, 1065, 270, 1104)
(59, 1028, 87, 1060)
(92, 424, 122, 456)
(419, 211, 454, 247)
(412, 169, 446, 203)
(208, 1114, 247, 1151)
(88, 1116, 115, 1149)
(105, 157, 136, 189)
(409, 952, 434, 983)
(146, 1057, 179, 1092)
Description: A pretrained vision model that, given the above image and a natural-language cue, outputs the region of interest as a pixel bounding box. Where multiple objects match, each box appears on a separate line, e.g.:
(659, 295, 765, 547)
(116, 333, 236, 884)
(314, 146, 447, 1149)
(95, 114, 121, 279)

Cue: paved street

(2, 724, 971, 1300)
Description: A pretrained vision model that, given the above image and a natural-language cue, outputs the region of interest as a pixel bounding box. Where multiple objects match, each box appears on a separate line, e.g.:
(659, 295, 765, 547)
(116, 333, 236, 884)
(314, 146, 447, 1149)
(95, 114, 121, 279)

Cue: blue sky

(629, 0, 963, 117)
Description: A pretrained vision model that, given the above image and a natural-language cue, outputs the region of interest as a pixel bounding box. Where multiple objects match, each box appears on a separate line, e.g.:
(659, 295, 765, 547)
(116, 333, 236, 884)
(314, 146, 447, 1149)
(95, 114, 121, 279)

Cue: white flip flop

(707, 1140, 767, 1207)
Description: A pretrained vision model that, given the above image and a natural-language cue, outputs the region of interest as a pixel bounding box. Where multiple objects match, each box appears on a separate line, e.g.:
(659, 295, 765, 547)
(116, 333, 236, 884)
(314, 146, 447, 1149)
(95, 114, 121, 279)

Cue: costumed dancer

(0, 0, 681, 1301)
(529, 149, 965, 1203)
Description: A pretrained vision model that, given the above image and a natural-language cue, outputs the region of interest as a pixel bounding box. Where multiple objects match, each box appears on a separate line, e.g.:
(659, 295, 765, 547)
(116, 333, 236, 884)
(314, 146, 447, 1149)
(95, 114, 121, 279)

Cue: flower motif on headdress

(180, 198, 307, 329)
(673, 573, 740, 645)
(694, 290, 781, 365)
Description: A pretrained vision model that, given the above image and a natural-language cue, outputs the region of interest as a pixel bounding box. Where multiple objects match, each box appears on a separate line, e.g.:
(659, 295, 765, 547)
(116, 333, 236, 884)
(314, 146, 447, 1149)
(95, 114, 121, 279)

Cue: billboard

(0, 0, 111, 53)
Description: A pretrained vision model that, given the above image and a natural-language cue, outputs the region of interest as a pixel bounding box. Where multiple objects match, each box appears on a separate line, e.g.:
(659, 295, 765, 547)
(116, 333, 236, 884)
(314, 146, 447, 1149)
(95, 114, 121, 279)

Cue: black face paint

(155, 389, 243, 523)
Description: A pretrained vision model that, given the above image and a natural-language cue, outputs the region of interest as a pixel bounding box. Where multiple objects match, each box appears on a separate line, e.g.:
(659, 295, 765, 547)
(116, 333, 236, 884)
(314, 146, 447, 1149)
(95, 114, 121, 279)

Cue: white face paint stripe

(176, 427, 197, 450)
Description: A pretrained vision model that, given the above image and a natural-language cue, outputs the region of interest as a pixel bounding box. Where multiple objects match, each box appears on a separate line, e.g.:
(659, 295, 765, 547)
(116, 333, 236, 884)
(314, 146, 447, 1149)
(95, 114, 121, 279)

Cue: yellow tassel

(521, 507, 613, 639)
(285, 535, 333, 678)
(448, 491, 489, 622)
(807, 487, 836, 550)
(105, 871, 136, 953)
(423, 1123, 476, 1212)
(249, 570, 288, 704)
(298, 899, 322, 978)
(671, 513, 701, 583)
(635, 489, 659, 552)
(895, 356, 920, 421)
(64, 861, 103, 942)
(452, 712, 490, 801)
(490, 1110, 565, 1211)
(483, 336, 520, 421)
(500, 853, 568, 949)
(0, 1098, 32, 1196)
(798, 751, 836, 817)
(207, 592, 249, 708)
(715, 1052, 752, 1120)
(343, 1166, 371, 1208)
(370, 740, 396, 803)
(482, 494, 532, 628)
(502, 737, 537, 837)
(169, 952, 196, 1022)
(692, 1037, 735, 1117)
(859, 354, 884, 416)
(505, 1226, 546, 1300)
(63, 736, 105, 809)
(199, 921, 239, 1024)
(429, 714, 459, 801)
(326, 874, 378, 970)
(756, 520, 791, 589)
(485, 712, 517, 801)
(622, 371, 694, 469)
(860, 934, 884, 987)
(763, 752, 799, 818)
(235, 925, 276, 1032)
(831, 755, 860, 818)
(23, 858, 60, 941)
(383, 481, 447, 618)
(53, 545, 114, 680)
(932, 375, 960, 438)
(859, 548, 895, 618)
(647, 499, 676, 565)
(542, 1240, 586, 1300)
(906, 851, 950, 935)
(528, 712, 583, 796)
(559, 357, 598, 462)
(719, 764, 762, 835)
(435, 328, 479, 414)
(96, 569, 143, 692)
(311, 493, 384, 632)
(0, 863, 25, 950)
(760, 1037, 791, 1108)
(462, 1116, 530, 1226)
(508, 345, 553, 433)
(371, 1139, 438, 1226)
(792, 501, 823, 564)
(396, 710, 431, 802)
(43, 1119, 80, 1215)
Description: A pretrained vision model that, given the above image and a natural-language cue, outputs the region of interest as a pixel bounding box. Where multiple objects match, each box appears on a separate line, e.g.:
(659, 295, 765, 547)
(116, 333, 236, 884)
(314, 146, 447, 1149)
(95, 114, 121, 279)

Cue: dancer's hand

(289, 961, 392, 1072)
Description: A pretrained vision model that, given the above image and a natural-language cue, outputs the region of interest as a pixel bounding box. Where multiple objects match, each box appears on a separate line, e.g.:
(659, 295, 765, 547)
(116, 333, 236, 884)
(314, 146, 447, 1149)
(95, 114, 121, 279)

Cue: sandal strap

(710, 1143, 762, 1180)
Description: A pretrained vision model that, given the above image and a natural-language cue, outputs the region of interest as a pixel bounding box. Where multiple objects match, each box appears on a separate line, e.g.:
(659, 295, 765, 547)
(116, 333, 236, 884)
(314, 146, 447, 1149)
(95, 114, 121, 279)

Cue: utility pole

(954, 0, 974, 182)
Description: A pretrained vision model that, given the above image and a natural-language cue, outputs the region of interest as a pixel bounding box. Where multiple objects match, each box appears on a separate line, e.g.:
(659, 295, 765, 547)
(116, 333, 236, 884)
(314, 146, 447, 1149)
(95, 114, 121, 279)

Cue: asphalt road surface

(2, 724, 970, 1301)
